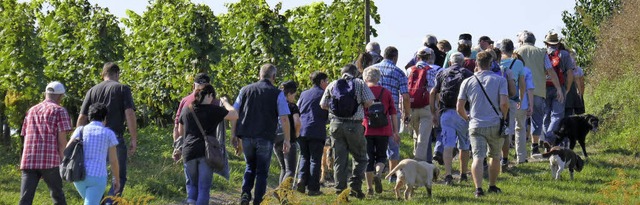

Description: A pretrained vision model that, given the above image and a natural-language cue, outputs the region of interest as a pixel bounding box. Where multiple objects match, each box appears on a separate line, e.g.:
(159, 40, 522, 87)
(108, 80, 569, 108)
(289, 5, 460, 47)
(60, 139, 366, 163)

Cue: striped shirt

(71, 121, 119, 177)
(320, 74, 375, 120)
(20, 100, 73, 170)
(374, 59, 409, 108)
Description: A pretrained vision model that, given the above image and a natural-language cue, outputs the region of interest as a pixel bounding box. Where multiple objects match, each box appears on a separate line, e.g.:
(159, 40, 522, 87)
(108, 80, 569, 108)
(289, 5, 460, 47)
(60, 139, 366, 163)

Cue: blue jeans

(434, 126, 444, 154)
(531, 96, 546, 136)
(107, 137, 127, 198)
(74, 176, 107, 205)
(184, 157, 213, 205)
(297, 137, 325, 192)
(241, 137, 273, 205)
(543, 87, 566, 143)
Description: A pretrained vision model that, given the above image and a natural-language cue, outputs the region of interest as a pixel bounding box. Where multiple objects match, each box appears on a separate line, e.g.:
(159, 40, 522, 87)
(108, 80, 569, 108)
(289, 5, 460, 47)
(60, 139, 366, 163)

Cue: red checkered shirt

(20, 99, 73, 170)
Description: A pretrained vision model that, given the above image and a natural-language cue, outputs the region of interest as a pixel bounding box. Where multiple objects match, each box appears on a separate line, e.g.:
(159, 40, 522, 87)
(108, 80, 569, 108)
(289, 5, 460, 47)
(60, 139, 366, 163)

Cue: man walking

(320, 64, 374, 199)
(457, 51, 509, 197)
(543, 32, 574, 147)
(78, 62, 138, 201)
(296, 71, 329, 196)
(233, 64, 291, 205)
(514, 31, 563, 154)
(407, 47, 435, 162)
(20, 81, 73, 205)
(373, 46, 410, 182)
(431, 52, 474, 185)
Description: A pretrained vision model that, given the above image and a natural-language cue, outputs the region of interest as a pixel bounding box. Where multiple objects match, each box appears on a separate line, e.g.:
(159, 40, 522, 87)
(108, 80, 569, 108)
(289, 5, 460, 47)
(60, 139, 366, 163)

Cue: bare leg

(488, 157, 501, 186)
(443, 147, 454, 176)
(460, 150, 470, 175)
(365, 172, 374, 192)
(471, 157, 484, 189)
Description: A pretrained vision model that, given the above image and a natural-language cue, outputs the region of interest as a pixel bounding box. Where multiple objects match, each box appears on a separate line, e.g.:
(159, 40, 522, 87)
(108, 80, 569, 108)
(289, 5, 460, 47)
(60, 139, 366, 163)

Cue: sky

(31, 0, 576, 67)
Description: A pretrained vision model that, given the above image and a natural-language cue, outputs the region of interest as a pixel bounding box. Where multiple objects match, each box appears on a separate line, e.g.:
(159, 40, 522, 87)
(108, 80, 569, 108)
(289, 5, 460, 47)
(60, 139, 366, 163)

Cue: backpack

(546, 50, 565, 87)
(60, 127, 86, 182)
(440, 68, 467, 109)
(408, 65, 431, 108)
(367, 88, 389, 128)
(329, 77, 359, 117)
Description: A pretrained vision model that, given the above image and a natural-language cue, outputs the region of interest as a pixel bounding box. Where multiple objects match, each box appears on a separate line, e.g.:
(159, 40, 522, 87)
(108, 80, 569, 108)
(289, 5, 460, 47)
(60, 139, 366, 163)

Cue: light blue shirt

(520, 67, 535, 110)
(374, 59, 409, 109)
(71, 121, 118, 177)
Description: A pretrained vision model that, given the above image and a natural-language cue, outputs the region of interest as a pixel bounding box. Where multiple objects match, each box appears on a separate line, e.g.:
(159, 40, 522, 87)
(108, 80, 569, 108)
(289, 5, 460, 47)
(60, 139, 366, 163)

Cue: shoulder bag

(60, 127, 86, 182)
(473, 76, 508, 136)
(189, 106, 225, 170)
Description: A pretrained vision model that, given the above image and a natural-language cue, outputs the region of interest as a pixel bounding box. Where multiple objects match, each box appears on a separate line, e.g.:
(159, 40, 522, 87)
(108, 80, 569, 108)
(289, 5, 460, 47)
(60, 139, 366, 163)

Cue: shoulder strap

(473, 76, 500, 117)
(78, 126, 84, 141)
(508, 58, 517, 70)
(188, 105, 207, 137)
(376, 87, 385, 101)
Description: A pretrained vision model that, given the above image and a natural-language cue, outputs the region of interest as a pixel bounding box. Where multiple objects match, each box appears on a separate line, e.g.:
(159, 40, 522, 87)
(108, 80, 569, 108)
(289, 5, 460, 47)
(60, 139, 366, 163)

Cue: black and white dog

(542, 146, 584, 180)
(553, 114, 600, 158)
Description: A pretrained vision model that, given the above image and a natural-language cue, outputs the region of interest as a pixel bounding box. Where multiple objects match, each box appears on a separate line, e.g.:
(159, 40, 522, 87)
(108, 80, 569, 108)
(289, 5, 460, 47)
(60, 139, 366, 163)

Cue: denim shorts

(440, 109, 470, 150)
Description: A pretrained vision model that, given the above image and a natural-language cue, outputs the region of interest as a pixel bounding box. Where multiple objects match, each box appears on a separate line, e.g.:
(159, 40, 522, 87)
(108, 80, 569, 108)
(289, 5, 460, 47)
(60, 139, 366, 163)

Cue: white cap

(416, 46, 433, 57)
(45, 81, 66, 94)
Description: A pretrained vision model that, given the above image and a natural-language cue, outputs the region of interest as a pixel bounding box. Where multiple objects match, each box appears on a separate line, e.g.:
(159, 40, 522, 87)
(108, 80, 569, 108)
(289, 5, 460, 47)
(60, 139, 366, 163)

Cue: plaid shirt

(20, 100, 73, 170)
(320, 74, 375, 120)
(71, 121, 119, 177)
(374, 59, 409, 108)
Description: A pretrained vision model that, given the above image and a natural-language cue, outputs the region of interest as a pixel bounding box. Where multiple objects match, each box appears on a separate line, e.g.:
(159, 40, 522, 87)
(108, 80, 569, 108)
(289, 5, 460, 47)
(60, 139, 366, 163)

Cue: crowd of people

(18, 30, 586, 205)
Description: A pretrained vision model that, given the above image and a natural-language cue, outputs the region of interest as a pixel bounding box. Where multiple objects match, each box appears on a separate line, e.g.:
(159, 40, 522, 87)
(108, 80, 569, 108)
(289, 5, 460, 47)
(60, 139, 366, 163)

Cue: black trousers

(366, 136, 389, 172)
(296, 137, 325, 192)
(20, 167, 67, 205)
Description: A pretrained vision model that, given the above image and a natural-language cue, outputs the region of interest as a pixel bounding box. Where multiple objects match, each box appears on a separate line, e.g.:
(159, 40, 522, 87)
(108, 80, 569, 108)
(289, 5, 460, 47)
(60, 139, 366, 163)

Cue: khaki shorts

(470, 126, 504, 159)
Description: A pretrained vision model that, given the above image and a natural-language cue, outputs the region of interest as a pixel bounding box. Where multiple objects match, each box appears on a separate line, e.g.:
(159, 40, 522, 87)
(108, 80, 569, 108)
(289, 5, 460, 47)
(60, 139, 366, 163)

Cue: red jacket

(363, 85, 397, 137)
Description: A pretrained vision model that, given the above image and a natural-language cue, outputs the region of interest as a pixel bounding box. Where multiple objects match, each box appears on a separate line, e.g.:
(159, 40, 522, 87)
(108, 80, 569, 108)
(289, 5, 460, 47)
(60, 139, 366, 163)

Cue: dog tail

(385, 163, 404, 180)
(541, 149, 562, 158)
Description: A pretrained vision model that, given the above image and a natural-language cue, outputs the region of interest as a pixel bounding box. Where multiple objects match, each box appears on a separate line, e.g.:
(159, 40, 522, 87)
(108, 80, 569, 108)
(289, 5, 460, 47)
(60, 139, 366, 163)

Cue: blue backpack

(330, 77, 358, 117)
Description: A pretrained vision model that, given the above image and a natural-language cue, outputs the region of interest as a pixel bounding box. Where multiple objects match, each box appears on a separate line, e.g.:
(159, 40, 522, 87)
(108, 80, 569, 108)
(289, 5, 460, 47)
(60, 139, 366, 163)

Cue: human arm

(280, 116, 291, 154)
(500, 95, 509, 120)
(220, 97, 238, 121)
(57, 131, 69, 159)
(429, 88, 439, 126)
(391, 114, 399, 142)
(456, 99, 469, 121)
(293, 113, 301, 138)
(125, 108, 138, 156)
(527, 89, 534, 116)
(518, 75, 526, 107)
(173, 123, 184, 162)
(577, 76, 584, 96)
(401, 93, 411, 120)
(565, 68, 574, 96)
(546, 70, 564, 103)
(108, 146, 120, 192)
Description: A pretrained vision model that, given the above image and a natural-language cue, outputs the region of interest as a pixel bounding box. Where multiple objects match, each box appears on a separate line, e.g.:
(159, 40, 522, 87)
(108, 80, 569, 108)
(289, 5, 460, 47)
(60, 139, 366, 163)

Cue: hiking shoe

(349, 190, 366, 199)
(459, 174, 468, 182)
(367, 188, 374, 196)
(475, 188, 485, 198)
(531, 145, 540, 155)
(308, 190, 323, 196)
(444, 175, 454, 186)
(295, 183, 306, 194)
(488, 186, 502, 193)
(433, 152, 444, 165)
(240, 193, 251, 205)
(374, 176, 383, 193)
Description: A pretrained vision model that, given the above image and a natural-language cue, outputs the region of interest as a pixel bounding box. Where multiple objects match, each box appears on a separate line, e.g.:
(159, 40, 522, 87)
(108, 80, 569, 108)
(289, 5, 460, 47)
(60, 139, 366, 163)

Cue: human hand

(556, 89, 565, 103)
(112, 178, 121, 194)
(393, 133, 400, 143)
(232, 136, 242, 156)
(527, 107, 533, 117)
(128, 139, 137, 157)
(283, 140, 291, 154)
(172, 149, 181, 162)
(432, 115, 440, 127)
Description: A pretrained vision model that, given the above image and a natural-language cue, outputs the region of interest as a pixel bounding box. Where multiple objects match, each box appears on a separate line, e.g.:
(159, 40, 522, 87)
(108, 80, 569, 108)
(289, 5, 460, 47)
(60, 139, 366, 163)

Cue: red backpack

(408, 65, 431, 108)
(546, 50, 565, 87)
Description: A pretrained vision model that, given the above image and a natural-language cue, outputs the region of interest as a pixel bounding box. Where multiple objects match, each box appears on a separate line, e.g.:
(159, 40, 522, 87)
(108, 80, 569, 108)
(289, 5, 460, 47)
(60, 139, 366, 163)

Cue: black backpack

(440, 68, 468, 109)
(60, 127, 86, 182)
(329, 77, 359, 117)
(367, 88, 389, 128)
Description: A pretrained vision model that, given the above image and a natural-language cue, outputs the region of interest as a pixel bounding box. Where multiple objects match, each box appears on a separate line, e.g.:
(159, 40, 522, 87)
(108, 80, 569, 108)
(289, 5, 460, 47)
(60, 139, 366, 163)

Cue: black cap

(194, 73, 210, 85)
(459, 33, 472, 41)
(479, 36, 494, 44)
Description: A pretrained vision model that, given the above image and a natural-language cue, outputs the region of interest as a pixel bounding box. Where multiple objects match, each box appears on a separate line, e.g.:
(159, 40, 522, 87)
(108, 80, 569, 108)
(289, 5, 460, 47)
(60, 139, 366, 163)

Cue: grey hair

(426, 48, 436, 64)
(366, 42, 381, 54)
(518, 30, 536, 44)
(499, 39, 515, 54)
(423, 34, 438, 46)
(259, 63, 277, 79)
(363, 66, 381, 83)
(450, 52, 465, 65)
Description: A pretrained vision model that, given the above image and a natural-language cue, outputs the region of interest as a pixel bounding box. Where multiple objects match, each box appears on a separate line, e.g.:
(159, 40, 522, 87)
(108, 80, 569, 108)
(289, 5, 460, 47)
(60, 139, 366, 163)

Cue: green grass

(1, 126, 639, 204)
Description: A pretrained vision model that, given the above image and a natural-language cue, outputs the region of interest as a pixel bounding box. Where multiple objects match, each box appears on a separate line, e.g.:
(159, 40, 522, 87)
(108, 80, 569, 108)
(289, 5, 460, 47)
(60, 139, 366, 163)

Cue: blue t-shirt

(297, 86, 329, 139)
(520, 67, 535, 110)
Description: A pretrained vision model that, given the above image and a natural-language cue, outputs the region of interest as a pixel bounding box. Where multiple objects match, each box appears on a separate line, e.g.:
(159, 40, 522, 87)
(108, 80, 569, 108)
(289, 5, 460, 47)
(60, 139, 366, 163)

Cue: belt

(331, 118, 363, 123)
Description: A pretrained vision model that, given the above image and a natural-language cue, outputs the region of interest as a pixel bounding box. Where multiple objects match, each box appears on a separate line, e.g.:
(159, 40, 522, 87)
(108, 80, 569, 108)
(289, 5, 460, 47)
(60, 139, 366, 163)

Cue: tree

(0, 0, 45, 144)
(285, 0, 380, 88)
(122, 0, 222, 125)
(213, 0, 294, 98)
(34, 0, 125, 120)
(562, 0, 621, 68)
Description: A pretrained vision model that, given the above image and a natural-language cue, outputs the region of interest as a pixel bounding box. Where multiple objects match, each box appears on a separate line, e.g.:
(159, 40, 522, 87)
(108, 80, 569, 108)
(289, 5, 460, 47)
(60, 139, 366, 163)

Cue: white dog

(542, 146, 584, 180)
(385, 159, 439, 200)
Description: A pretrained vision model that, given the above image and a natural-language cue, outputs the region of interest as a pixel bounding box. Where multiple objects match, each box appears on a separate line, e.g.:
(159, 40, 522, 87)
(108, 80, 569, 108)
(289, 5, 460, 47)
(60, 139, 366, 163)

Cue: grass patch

(1, 126, 638, 204)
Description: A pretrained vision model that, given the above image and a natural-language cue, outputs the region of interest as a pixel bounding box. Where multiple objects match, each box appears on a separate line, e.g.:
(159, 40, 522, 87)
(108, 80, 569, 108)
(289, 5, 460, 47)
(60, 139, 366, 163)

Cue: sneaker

(488, 186, 502, 193)
(433, 152, 444, 165)
(295, 183, 306, 194)
(475, 188, 485, 198)
(367, 189, 374, 196)
(444, 175, 454, 186)
(240, 193, 251, 205)
(349, 190, 366, 199)
(459, 174, 468, 182)
(308, 190, 323, 196)
(374, 176, 383, 193)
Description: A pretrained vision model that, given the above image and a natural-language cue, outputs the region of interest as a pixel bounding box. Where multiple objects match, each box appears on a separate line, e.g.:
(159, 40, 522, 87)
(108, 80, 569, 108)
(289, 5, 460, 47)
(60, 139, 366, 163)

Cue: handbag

(60, 127, 86, 182)
(189, 106, 225, 171)
(474, 76, 509, 136)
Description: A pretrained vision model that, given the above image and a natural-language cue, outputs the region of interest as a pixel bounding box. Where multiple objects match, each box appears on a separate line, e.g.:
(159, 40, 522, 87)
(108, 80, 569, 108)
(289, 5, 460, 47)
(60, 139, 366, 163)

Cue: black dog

(553, 114, 599, 158)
